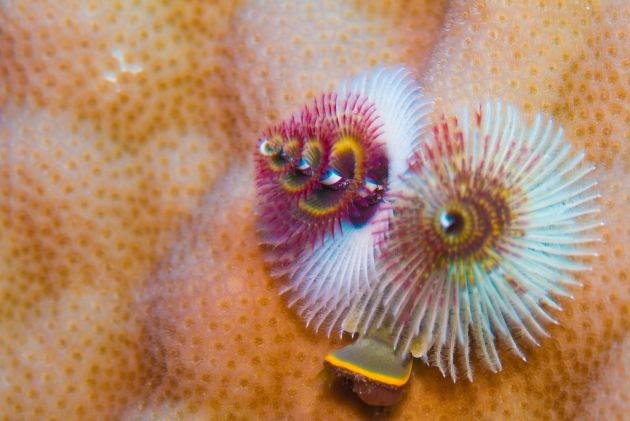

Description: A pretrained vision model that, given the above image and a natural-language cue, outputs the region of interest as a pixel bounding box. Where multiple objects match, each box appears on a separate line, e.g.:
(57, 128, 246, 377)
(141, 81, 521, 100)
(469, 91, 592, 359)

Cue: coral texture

(0, 1, 629, 420)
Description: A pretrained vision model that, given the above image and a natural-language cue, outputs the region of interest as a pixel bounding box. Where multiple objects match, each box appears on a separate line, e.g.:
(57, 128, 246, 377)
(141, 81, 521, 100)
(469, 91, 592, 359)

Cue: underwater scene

(0, 1, 629, 420)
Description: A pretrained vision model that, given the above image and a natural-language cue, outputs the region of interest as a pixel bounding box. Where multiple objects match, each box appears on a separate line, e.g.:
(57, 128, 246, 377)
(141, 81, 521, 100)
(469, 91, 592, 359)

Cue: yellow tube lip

(324, 352, 412, 387)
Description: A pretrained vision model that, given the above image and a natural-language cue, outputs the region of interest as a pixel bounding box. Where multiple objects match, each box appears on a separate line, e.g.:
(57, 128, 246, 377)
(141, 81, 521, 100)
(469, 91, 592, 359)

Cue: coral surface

(0, 1, 629, 420)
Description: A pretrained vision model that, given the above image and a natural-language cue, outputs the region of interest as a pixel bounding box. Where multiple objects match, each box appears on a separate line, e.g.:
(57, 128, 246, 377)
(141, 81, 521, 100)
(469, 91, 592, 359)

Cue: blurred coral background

(0, 1, 628, 420)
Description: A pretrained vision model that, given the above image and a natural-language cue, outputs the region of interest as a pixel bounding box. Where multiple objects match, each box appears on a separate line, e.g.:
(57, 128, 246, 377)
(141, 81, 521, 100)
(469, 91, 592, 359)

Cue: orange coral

(0, 0, 629, 420)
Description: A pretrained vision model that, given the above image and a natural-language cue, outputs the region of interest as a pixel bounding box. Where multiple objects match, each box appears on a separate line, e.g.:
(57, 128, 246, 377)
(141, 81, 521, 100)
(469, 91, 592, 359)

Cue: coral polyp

(255, 67, 432, 335)
(347, 101, 602, 381)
